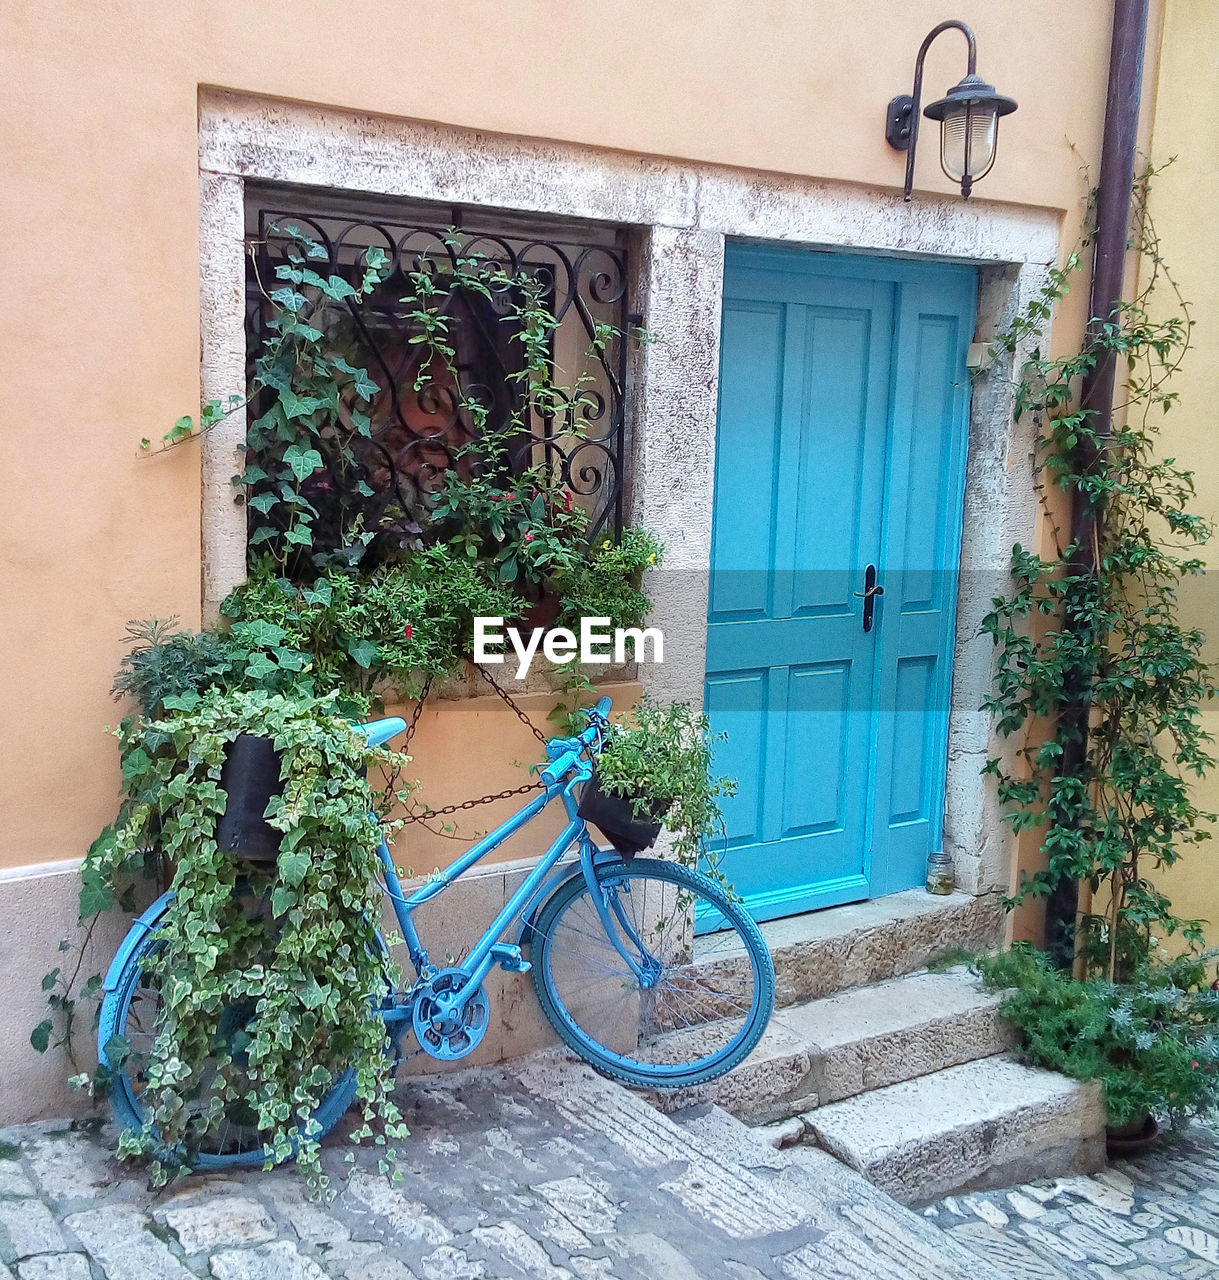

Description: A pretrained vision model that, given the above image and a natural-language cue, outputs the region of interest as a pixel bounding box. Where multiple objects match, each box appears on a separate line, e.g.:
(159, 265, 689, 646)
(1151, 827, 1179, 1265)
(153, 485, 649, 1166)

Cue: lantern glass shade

(939, 101, 999, 182)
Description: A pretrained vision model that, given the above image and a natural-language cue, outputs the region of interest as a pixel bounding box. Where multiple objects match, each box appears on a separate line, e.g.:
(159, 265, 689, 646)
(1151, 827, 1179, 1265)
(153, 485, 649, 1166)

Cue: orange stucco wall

(1138, 0, 1219, 948)
(0, 1, 1128, 875)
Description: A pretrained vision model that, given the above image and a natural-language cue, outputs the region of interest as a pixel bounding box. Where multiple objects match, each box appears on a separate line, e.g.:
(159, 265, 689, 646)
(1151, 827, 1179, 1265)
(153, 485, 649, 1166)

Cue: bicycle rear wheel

(99, 915, 389, 1169)
(531, 857, 774, 1088)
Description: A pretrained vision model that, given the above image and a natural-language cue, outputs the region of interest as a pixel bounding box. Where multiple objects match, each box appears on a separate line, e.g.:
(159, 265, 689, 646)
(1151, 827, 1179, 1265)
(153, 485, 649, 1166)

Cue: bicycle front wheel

(531, 857, 774, 1088)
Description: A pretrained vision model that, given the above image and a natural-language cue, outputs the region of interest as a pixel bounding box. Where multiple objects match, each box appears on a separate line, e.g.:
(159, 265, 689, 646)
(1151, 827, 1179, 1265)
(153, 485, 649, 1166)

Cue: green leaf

(350, 368, 381, 401)
(41, 968, 60, 992)
(346, 638, 378, 669)
(240, 620, 288, 648)
(244, 652, 279, 681)
(279, 851, 309, 887)
(161, 691, 202, 712)
(278, 389, 322, 421)
(79, 869, 114, 919)
(271, 885, 296, 918)
(120, 747, 152, 780)
(30, 1020, 52, 1053)
(282, 445, 324, 482)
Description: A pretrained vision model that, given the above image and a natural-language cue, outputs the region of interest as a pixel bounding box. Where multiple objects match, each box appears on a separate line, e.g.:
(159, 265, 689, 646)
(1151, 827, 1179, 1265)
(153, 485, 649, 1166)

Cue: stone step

(759, 889, 1005, 1009)
(647, 967, 1012, 1124)
(667, 1101, 1010, 1280)
(695, 888, 1004, 1012)
(803, 1055, 1107, 1207)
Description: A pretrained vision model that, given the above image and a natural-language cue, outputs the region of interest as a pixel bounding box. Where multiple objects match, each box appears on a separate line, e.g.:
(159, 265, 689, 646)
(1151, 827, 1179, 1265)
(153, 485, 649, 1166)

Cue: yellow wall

(1140, 0, 1219, 947)
(0, 0, 1122, 874)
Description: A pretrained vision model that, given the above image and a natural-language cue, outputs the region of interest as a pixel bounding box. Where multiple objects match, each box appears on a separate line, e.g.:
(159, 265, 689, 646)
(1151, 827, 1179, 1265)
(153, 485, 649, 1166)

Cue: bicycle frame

(372, 698, 651, 1040)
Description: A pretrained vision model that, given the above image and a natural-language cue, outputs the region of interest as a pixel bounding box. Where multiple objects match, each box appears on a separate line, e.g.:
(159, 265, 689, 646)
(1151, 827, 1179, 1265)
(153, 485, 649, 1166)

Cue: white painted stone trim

(198, 91, 1060, 897)
(0, 857, 83, 884)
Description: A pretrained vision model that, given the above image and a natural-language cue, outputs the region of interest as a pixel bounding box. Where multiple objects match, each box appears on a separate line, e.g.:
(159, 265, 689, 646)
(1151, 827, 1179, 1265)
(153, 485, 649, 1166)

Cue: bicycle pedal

(491, 944, 531, 974)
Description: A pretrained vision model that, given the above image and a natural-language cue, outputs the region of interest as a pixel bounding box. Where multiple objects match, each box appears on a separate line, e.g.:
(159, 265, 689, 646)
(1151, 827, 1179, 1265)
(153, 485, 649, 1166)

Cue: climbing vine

(982, 165, 1214, 978)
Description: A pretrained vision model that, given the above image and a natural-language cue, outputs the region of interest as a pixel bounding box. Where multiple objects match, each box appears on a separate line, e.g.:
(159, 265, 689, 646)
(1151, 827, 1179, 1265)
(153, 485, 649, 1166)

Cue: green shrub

(554, 527, 663, 631)
(221, 546, 520, 695)
(979, 944, 1219, 1128)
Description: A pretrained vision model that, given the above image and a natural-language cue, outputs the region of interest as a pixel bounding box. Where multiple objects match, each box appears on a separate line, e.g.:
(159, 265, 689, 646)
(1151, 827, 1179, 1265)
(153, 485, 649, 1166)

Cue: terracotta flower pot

(1105, 1111, 1160, 1157)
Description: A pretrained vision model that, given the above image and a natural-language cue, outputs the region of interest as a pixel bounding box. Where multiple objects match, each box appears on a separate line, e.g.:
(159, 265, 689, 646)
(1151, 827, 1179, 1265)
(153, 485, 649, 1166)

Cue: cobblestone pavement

(0, 1056, 1002, 1280)
(924, 1122, 1219, 1277)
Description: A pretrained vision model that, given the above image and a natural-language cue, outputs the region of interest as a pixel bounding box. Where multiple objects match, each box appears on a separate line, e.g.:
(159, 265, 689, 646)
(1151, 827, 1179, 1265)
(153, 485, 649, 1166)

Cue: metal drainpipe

(1043, 0, 1151, 967)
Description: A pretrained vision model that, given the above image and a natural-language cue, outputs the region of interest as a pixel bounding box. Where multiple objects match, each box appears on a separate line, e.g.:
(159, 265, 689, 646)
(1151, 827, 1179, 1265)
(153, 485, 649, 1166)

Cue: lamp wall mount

(886, 18, 1016, 202)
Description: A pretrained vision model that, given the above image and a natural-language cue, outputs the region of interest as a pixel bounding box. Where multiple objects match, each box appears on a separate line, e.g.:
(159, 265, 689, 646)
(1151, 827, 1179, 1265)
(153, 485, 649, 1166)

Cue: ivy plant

(981, 167, 1214, 979)
(77, 688, 413, 1190)
(221, 545, 521, 697)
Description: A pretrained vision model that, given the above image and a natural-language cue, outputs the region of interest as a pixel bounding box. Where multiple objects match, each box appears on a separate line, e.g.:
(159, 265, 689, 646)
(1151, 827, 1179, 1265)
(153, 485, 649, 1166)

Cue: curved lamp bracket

(886, 19, 995, 202)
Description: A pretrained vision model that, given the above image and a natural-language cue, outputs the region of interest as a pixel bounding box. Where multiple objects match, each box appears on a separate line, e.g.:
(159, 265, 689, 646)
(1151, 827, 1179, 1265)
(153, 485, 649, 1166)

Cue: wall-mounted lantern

(885, 19, 1018, 201)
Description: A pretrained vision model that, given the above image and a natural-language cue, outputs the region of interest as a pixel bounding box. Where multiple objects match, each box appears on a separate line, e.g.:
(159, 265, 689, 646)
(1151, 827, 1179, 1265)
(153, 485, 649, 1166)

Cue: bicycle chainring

(411, 969, 490, 1062)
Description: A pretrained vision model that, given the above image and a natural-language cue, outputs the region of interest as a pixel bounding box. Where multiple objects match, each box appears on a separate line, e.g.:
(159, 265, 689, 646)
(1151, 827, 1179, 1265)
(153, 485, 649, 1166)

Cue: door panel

(706, 248, 975, 922)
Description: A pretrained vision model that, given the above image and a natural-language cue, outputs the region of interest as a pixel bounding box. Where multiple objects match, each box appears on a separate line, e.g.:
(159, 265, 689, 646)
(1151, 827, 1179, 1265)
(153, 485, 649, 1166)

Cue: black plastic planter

(215, 734, 284, 864)
(578, 770, 664, 858)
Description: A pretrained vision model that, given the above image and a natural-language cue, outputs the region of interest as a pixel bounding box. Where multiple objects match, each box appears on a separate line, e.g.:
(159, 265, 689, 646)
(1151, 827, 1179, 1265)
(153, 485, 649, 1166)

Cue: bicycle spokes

(535, 864, 768, 1078)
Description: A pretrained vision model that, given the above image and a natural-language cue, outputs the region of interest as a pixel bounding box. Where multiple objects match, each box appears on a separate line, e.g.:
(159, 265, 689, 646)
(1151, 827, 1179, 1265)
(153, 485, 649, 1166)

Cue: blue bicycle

(97, 697, 774, 1166)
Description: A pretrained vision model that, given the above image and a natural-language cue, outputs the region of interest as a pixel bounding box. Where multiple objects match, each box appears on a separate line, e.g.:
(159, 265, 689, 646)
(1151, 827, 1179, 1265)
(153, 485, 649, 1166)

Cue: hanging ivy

(78, 689, 413, 1191)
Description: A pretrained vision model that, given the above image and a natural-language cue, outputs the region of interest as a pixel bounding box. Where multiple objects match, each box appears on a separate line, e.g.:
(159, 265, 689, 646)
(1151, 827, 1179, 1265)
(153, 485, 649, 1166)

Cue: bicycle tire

(531, 856, 774, 1088)
(98, 910, 388, 1169)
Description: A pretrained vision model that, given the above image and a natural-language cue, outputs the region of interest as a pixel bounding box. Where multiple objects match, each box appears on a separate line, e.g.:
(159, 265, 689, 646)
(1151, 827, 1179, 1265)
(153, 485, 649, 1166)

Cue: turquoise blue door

(705, 246, 976, 922)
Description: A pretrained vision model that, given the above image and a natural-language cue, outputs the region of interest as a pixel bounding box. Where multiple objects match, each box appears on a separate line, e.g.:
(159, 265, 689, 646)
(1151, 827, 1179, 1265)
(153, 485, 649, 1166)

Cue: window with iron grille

(243, 186, 633, 575)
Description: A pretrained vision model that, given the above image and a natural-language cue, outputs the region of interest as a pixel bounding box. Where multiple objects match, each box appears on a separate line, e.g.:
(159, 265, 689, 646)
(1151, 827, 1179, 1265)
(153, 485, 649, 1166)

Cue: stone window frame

(199, 89, 1060, 900)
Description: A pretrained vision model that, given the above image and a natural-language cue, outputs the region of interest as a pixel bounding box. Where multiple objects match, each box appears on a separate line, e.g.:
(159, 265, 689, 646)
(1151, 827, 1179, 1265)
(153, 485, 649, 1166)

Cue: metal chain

(396, 663, 547, 825)
(400, 778, 544, 825)
(475, 663, 550, 745)
(400, 675, 434, 751)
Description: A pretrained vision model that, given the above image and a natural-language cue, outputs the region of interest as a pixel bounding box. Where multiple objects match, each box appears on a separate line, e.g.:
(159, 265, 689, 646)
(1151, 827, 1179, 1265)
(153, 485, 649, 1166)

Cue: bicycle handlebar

(540, 750, 582, 785)
(540, 696, 614, 785)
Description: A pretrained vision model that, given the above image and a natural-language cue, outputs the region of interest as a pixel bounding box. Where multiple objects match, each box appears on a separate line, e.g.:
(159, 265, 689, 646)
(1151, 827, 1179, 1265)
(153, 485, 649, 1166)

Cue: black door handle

(853, 564, 884, 632)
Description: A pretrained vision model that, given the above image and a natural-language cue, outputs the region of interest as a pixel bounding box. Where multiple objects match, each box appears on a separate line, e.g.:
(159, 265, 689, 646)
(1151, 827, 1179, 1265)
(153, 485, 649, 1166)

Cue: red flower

(403, 625, 413, 639)
(563, 491, 573, 511)
(1192, 1061, 1200, 1069)
(523, 532, 534, 543)
(489, 494, 502, 502)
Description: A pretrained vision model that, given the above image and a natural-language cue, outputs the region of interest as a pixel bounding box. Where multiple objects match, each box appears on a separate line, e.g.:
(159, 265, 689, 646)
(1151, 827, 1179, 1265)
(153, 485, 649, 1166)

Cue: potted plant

(978, 945, 1219, 1152)
(580, 695, 736, 867)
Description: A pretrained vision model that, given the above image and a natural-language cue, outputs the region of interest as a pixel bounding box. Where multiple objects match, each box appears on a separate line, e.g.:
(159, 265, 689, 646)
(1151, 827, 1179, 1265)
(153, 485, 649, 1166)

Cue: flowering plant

(979, 944, 1219, 1130)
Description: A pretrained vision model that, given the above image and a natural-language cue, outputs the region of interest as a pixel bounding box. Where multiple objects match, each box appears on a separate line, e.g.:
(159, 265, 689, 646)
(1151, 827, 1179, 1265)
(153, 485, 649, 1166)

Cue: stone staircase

(654, 889, 1107, 1206)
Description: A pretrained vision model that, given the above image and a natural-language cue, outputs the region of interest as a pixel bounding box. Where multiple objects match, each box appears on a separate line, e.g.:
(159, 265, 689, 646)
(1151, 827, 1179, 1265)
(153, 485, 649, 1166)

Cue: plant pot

(1106, 1111, 1160, 1157)
(215, 734, 284, 864)
(517, 587, 562, 635)
(577, 770, 664, 858)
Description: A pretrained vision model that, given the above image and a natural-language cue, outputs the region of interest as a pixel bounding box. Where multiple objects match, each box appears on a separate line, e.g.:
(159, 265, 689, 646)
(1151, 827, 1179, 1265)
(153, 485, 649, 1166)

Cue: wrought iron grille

(243, 186, 632, 561)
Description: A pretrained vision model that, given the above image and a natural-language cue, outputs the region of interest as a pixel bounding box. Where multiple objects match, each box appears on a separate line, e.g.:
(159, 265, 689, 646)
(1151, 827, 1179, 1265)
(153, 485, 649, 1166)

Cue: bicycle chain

(397, 662, 548, 825)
